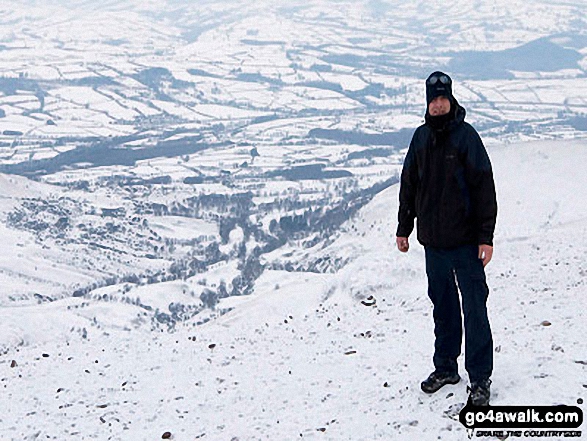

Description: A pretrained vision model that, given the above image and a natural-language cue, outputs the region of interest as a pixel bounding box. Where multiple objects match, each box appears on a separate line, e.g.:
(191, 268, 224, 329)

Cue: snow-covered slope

(1, 139, 586, 440)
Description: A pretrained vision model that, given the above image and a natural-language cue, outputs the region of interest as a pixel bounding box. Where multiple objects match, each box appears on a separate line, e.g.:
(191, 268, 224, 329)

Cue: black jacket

(396, 102, 497, 247)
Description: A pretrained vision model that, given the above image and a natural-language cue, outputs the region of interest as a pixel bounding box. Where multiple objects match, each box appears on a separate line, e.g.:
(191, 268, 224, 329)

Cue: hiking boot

(468, 379, 491, 406)
(421, 371, 461, 393)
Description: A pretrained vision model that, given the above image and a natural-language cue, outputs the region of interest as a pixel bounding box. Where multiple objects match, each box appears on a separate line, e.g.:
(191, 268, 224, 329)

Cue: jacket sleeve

(396, 136, 418, 238)
(464, 128, 497, 246)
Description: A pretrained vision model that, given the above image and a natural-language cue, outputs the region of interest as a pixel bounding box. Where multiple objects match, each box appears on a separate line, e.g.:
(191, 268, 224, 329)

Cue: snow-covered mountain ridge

(1, 138, 585, 440)
(1, 1, 586, 438)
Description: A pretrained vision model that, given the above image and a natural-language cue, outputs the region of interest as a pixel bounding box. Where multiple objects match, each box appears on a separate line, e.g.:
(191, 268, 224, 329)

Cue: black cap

(426, 71, 453, 105)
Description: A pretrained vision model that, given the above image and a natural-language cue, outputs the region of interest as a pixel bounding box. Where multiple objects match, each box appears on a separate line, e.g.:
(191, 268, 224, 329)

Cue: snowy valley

(0, 139, 586, 440)
(0, 0, 586, 439)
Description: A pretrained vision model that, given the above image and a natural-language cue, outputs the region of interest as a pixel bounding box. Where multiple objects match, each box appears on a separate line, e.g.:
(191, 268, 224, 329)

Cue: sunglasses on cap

(426, 74, 451, 86)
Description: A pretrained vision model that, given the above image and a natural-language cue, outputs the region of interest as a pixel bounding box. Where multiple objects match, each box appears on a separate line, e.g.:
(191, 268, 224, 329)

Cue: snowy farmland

(0, 0, 586, 439)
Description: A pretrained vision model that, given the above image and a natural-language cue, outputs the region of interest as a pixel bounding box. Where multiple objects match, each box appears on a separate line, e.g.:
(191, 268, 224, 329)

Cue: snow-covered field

(1, 138, 585, 440)
(1, 0, 586, 151)
(1, 1, 586, 439)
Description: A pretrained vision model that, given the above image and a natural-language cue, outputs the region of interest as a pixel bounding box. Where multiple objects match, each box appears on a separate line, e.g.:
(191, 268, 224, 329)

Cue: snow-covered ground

(1, 138, 585, 440)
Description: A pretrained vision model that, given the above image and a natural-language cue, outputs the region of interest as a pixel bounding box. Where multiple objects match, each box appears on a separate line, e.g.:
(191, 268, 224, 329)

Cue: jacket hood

(425, 99, 466, 132)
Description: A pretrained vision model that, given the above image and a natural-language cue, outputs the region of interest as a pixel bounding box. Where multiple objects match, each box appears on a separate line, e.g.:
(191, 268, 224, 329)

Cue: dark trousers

(424, 244, 493, 382)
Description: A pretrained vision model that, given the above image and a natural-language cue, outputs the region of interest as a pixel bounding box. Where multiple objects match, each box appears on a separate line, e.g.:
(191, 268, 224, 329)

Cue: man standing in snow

(395, 71, 497, 406)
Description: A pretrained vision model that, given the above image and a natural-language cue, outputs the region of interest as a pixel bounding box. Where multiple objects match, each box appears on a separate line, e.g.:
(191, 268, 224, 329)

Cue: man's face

(428, 96, 451, 116)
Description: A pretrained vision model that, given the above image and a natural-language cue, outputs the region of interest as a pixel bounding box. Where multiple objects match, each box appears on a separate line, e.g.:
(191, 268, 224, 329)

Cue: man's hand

(396, 236, 409, 253)
(478, 244, 493, 267)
